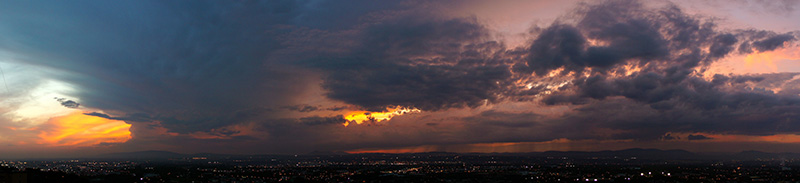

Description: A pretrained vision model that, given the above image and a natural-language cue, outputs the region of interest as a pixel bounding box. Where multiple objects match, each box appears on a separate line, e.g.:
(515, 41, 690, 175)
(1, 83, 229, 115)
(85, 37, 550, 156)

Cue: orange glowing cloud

(709, 45, 800, 74)
(744, 47, 800, 71)
(695, 133, 800, 143)
(342, 106, 420, 126)
(37, 111, 132, 146)
(661, 132, 800, 143)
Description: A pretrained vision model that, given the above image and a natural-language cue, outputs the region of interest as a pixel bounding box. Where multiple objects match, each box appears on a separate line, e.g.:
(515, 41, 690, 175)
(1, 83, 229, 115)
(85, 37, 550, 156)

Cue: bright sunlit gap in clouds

(0, 66, 132, 148)
(707, 43, 800, 75)
(36, 111, 131, 146)
(1, 0, 800, 158)
(342, 106, 421, 126)
(4, 80, 77, 126)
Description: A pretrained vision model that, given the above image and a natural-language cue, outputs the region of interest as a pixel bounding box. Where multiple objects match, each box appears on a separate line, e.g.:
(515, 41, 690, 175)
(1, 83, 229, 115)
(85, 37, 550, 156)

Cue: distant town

(2, 149, 800, 182)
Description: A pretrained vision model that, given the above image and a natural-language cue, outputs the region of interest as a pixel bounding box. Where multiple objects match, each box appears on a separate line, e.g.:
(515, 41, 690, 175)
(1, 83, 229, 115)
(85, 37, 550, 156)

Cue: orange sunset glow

(4, 0, 800, 172)
(744, 46, 800, 71)
(342, 106, 420, 126)
(37, 111, 132, 146)
(672, 133, 800, 143)
(707, 44, 800, 75)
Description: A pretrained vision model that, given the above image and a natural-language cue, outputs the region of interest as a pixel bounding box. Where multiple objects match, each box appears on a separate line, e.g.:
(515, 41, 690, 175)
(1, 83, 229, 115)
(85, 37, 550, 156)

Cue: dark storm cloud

(523, 0, 796, 103)
(550, 73, 798, 110)
(3, 0, 800, 154)
(283, 105, 320, 113)
(662, 134, 679, 140)
(516, 25, 590, 75)
(736, 31, 797, 54)
(687, 134, 713, 140)
(548, 91, 800, 140)
(710, 74, 764, 84)
(516, 1, 672, 75)
(281, 105, 353, 112)
(305, 17, 513, 111)
(0, 0, 417, 134)
(709, 34, 738, 59)
(0, 1, 305, 133)
(55, 97, 80, 108)
(83, 112, 154, 123)
(511, 0, 800, 141)
(298, 115, 347, 126)
(87, 108, 270, 134)
(326, 106, 350, 111)
(751, 33, 795, 52)
(83, 112, 123, 121)
(537, 73, 800, 139)
(156, 0, 800, 151)
(517, 1, 795, 76)
(2, 0, 527, 152)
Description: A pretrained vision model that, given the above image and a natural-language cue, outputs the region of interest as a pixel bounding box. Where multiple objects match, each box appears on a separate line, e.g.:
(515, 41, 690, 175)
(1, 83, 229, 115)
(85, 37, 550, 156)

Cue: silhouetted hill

(733, 150, 800, 160)
(88, 149, 800, 161)
(537, 148, 695, 160)
(96, 150, 184, 160)
(307, 151, 350, 156)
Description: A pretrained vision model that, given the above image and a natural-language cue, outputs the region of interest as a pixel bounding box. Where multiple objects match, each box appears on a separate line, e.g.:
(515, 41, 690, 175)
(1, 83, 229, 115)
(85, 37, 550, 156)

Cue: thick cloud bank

(1, 0, 799, 154)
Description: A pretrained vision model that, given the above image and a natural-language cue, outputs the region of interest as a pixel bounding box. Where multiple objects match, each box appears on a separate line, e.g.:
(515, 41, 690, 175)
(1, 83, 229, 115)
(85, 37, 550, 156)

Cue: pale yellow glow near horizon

(3, 80, 79, 127)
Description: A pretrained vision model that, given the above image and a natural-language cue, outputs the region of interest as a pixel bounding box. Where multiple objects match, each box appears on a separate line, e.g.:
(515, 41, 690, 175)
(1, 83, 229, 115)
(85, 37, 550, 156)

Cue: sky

(1, 0, 800, 158)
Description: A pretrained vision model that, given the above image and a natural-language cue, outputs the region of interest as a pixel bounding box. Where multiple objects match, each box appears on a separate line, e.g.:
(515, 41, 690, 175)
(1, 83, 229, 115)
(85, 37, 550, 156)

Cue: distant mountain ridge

(306, 151, 351, 156)
(96, 150, 184, 159)
(537, 148, 695, 159)
(92, 149, 800, 161)
(733, 150, 800, 160)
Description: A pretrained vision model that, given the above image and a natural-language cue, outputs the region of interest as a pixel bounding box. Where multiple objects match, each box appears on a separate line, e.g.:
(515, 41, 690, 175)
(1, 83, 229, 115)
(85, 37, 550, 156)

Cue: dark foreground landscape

(2, 149, 800, 182)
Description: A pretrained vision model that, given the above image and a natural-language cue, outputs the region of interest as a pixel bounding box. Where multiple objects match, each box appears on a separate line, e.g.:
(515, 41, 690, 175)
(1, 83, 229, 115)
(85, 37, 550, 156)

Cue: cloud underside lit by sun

(37, 111, 131, 146)
(0, 0, 800, 157)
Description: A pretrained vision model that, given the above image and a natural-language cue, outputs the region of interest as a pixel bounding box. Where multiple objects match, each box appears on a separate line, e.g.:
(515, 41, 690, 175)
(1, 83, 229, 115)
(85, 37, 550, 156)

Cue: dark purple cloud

(55, 97, 80, 108)
(304, 17, 513, 111)
(688, 134, 713, 140)
(516, 1, 800, 141)
(1, 0, 799, 155)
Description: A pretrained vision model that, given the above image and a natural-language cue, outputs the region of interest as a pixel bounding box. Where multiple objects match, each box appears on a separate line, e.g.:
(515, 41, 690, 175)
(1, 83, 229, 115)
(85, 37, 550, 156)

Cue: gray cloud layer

(1, 0, 799, 153)
(305, 17, 513, 111)
(522, 1, 800, 140)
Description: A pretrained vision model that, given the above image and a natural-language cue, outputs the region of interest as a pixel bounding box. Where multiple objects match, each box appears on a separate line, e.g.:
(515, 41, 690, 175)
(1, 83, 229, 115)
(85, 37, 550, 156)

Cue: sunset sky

(1, 0, 800, 158)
